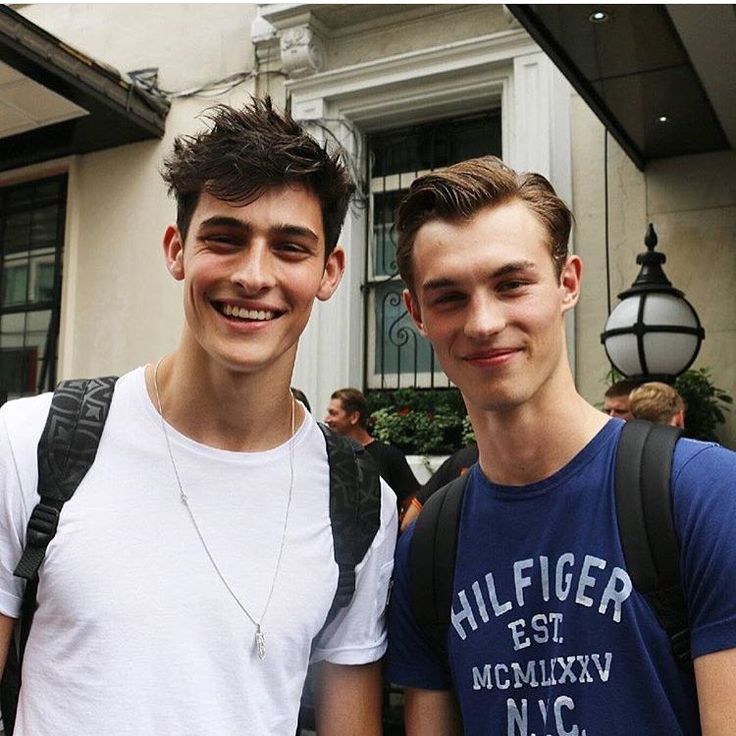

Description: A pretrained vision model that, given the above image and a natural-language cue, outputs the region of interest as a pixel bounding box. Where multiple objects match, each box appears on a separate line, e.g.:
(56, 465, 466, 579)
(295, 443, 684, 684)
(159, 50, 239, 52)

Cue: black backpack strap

(318, 423, 382, 628)
(408, 473, 468, 674)
(14, 377, 117, 580)
(615, 419, 689, 662)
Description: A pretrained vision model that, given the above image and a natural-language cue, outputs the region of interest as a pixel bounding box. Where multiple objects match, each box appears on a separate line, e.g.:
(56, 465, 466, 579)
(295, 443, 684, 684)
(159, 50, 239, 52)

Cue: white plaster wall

(646, 151, 736, 448)
(16, 4, 260, 378)
(571, 94, 735, 447)
(572, 93, 647, 405)
(323, 5, 514, 70)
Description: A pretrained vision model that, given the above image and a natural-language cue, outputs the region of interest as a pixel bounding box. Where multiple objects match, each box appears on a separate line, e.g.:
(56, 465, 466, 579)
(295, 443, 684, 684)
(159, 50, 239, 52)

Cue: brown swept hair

(161, 96, 355, 255)
(395, 156, 572, 291)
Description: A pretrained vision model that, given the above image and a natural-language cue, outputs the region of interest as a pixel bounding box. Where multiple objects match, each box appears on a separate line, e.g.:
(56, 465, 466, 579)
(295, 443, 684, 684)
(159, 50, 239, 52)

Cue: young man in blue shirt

(387, 156, 736, 735)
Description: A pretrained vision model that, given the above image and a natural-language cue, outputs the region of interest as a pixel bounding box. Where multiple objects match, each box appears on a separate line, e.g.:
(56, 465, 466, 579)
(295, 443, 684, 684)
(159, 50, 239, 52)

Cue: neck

(147, 349, 300, 452)
(350, 427, 374, 446)
(467, 377, 608, 487)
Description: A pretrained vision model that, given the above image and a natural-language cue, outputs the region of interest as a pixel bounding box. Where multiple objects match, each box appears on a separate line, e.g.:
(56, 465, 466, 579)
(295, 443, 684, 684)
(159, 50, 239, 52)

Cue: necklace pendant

(255, 625, 266, 660)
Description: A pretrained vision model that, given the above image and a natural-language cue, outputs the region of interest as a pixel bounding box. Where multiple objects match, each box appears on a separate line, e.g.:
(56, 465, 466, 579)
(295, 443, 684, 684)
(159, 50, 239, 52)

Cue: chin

(467, 387, 529, 414)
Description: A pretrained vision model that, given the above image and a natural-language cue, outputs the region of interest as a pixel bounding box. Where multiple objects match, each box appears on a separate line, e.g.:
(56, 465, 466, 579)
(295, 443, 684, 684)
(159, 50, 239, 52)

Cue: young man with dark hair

(386, 155, 736, 734)
(325, 387, 420, 513)
(603, 378, 638, 420)
(0, 98, 397, 735)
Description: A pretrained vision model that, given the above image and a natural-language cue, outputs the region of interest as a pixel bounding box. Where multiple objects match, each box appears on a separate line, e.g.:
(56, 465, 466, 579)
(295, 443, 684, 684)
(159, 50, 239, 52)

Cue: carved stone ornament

(279, 25, 325, 78)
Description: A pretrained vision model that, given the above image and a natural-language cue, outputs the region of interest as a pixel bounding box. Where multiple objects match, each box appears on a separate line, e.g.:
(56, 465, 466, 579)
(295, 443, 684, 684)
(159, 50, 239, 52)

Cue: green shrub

(674, 368, 732, 442)
(367, 388, 468, 455)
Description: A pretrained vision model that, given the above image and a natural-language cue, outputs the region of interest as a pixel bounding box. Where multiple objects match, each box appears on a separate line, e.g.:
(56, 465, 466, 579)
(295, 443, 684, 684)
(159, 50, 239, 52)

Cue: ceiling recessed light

(589, 10, 609, 23)
(657, 116, 670, 123)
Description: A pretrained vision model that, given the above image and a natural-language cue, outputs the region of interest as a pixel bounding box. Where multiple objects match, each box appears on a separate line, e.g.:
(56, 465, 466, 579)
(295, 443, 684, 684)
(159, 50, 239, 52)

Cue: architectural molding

(287, 30, 534, 115)
(279, 23, 325, 78)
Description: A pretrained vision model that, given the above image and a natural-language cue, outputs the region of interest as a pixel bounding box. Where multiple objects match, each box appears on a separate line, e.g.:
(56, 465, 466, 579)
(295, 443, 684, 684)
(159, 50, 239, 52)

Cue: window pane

(0, 346, 37, 400)
(373, 280, 438, 380)
(0, 312, 25, 347)
(371, 191, 403, 277)
(2, 205, 59, 255)
(3, 211, 31, 254)
(1, 264, 28, 307)
(370, 111, 501, 178)
(5, 179, 60, 208)
(0, 175, 66, 396)
(34, 260, 56, 302)
(30, 205, 60, 249)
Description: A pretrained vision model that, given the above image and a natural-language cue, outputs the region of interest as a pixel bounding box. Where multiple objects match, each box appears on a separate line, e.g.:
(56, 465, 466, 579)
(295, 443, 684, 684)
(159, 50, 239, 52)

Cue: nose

(231, 243, 276, 294)
(464, 292, 505, 340)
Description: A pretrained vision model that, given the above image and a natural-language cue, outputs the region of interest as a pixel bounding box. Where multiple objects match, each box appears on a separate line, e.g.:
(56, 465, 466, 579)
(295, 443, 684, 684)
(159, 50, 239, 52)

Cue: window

(365, 112, 502, 389)
(0, 176, 67, 404)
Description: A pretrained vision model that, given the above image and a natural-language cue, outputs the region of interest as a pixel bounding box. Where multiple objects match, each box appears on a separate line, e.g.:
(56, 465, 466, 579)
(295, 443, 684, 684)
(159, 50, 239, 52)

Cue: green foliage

(367, 389, 468, 455)
(461, 415, 476, 446)
(675, 368, 733, 442)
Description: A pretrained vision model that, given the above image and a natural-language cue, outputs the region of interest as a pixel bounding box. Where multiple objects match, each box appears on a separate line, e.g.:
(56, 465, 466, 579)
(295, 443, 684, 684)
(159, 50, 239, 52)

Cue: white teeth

(220, 304, 274, 321)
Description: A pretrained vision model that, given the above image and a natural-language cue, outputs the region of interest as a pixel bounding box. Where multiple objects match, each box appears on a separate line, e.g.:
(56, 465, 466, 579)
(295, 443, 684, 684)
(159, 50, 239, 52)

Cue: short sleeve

(386, 523, 452, 690)
(311, 479, 398, 665)
(0, 399, 47, 618)
(674, 441, 736, 659)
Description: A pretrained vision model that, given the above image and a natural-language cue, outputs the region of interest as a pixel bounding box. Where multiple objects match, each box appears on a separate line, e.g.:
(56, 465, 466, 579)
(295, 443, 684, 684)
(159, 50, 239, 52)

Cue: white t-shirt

(0, 368, 397, 735)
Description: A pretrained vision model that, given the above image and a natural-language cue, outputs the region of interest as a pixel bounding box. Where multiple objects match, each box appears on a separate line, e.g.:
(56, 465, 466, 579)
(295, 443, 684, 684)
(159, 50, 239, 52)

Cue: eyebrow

(421, 260, 538, 293)
(198, 216, 320, 242)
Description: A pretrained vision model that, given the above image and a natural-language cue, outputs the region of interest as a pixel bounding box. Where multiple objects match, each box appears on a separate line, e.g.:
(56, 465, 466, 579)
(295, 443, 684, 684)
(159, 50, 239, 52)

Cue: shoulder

(1, 392, 53, 460)
(671, 439, 736, 568)
(673, 438, 736, 494)
(368, 440, 407, 462)
(368, 439, 391, 452)
(671, 438, 736, 524)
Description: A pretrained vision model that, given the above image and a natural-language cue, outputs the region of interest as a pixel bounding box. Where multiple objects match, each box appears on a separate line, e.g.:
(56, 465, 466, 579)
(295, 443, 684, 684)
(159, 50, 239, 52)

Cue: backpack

(0, 376, 382, 735)
(408, 419, 688, 679)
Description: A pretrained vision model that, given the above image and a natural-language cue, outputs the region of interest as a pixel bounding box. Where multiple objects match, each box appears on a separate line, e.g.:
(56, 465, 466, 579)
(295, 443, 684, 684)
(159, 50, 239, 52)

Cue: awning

(507, 4, 735, 170)
(0, 5, 170, 173)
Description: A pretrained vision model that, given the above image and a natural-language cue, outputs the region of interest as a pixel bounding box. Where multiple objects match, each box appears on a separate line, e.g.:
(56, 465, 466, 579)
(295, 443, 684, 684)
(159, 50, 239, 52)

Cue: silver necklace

(152, 356, 295, 661)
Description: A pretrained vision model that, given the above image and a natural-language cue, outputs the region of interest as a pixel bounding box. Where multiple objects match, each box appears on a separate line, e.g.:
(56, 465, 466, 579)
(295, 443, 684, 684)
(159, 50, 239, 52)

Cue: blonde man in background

(630, 381, 686, 428)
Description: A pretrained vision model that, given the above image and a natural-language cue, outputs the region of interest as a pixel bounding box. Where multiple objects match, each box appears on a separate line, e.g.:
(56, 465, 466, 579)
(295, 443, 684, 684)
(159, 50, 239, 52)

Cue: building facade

(1, 4, 734, 446)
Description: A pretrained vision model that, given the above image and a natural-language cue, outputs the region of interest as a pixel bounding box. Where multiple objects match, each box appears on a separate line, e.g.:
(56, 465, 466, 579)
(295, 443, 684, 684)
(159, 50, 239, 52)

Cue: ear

(348, 411, 361, 427)
(316, 246, 346, 301)
(163, 225, 185, 281)
(403, 288, 427, 337)
(559, 254, 582, 314)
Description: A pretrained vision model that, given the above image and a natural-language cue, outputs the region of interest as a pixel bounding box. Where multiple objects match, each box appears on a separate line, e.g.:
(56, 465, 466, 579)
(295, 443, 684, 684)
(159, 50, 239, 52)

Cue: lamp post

(600, 224, 704, 383)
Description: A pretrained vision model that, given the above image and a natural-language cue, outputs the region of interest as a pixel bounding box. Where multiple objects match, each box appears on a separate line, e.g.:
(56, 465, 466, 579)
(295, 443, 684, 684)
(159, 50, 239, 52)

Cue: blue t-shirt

(387, 420, 736, 735)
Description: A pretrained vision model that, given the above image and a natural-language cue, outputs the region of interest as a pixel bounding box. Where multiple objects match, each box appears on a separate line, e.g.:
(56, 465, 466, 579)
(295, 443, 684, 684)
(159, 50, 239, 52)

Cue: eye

(200, 233, 238, 249)
(498, 279, 530, 293)
(433, 291, 465, 305)
(275, 241, 310, 257)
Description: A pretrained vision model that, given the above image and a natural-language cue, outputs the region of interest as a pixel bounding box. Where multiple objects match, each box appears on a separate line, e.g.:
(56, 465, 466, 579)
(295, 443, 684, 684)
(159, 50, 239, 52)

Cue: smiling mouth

(213, 301, 281, 322)
(464, 349, 519, 363)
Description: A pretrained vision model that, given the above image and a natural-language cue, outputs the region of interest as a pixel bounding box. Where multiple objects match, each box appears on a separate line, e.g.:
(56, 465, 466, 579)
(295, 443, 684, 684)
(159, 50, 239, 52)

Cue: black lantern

(600, 224, 704, 383)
